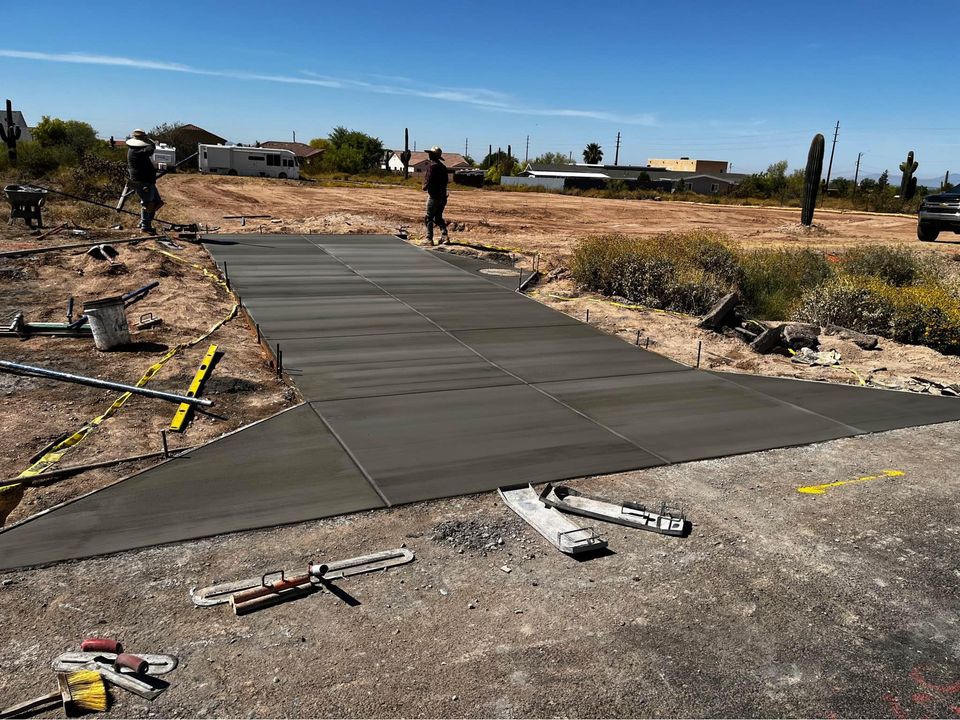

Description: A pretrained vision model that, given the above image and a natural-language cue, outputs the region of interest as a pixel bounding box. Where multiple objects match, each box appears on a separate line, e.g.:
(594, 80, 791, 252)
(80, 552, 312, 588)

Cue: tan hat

(125, 129, 150, 147)
(427, 146, 443, 159)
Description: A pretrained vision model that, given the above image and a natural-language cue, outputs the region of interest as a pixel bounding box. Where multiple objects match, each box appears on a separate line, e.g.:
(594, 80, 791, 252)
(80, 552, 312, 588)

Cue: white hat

(427, 146, 443, 159)
(125, 129, 150, 147)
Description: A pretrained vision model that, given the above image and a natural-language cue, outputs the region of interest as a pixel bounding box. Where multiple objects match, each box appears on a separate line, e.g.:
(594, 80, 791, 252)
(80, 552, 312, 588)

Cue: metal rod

(160, 430, 169, 459)
(517, 269, 523, 291)
(223, 262, 230, 288)
(0, 235, 159, 259)
(636, 329, 641, 346)
(7, 446, 197, 486)
(646, 337, 650, 349)
(585, 309, 590, 323)
(696, 340, 702, 368)
(0, 360, 213, 406)
(276, 344, 282, 376)
(256, 323, 261, 344)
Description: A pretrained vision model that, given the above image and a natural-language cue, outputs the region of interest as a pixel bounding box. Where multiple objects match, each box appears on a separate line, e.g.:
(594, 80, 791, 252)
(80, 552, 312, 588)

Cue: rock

(467, 602, 476, 610)
(698, 291, 739, 330)
(783, 323, 820, 350)
(500, 565, 512, 573)
(824, 324, 879, 350)
(749, 324, 785, 354)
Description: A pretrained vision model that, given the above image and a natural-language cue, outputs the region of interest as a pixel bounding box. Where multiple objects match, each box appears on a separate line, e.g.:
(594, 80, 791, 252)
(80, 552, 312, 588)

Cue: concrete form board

(0, 405, 384, 570)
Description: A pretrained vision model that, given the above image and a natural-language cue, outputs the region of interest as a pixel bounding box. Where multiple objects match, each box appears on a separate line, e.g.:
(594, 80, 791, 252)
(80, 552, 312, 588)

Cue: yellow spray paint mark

(797, 469, 904, 495)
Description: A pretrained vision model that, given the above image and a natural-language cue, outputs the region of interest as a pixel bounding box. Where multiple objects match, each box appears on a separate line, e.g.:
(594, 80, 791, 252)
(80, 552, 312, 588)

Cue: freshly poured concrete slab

(430, 251, 527, 291)
(453, 325, 689, 382)
(537, 372, 861, 463)
(0, 405, 385, 570)
(311, 385, 660, 505)
(395, 291, 580, 332)
(241, 296, 436, 340)
(281, 332, 521, 400)
(714, 372, 960, 432)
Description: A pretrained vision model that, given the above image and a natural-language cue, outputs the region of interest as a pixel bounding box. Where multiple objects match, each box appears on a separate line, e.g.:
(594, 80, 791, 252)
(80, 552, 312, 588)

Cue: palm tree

(583, 143, 603, 164)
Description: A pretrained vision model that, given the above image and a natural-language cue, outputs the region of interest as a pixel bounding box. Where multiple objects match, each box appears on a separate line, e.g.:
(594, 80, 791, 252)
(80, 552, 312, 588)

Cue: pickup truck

(918, 185, 960, 241)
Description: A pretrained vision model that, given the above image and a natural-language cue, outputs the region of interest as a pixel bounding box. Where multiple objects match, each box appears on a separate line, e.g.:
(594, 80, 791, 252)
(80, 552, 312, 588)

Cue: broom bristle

(65, 669, 108, 712)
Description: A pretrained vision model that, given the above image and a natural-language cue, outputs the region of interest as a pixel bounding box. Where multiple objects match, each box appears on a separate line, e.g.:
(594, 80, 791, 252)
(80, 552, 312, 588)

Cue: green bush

(839, 245, 932, 286)
(13, 141, 73, 179)
(794, 275, 960, 354)
(738, 248, 833, 319)
(570, 231, 739, 314)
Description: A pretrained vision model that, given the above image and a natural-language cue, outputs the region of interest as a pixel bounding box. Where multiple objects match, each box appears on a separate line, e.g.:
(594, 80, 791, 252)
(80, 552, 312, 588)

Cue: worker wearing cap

(423, 146, 449, 245)
(126, 129, 164, 234)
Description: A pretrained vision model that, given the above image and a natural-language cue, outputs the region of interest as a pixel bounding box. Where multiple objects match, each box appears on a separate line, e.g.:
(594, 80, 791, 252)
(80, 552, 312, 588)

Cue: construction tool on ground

(0, 360, 214, 406)
(499, 484, 607, 555)
(116, 152, 199, 212)
(170, 344, 218, 432)
(230, 562, 329, 616)
(52, 653, 169, 701)
(2, 312, 92, 338)
(0, 669, 107, 718)
(538, 483, 690, 537)
(55, 652, 177, 675)
(191, 548, 415, 607)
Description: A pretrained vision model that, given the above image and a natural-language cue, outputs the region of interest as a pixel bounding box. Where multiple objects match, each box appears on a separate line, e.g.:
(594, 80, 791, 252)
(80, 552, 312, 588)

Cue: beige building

(648, 157, 729, 174)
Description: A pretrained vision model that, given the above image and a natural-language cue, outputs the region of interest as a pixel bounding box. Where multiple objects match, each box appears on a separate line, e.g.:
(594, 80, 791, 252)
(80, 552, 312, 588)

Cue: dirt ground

(2, 176, 960, 717)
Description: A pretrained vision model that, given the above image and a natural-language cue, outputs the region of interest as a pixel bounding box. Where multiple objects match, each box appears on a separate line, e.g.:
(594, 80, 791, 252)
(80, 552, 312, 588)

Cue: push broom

(0, 669, 107, 717)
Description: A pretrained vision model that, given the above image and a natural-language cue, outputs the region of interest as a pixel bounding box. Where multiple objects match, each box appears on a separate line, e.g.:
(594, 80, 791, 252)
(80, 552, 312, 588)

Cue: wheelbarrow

(4, 184, 47, 228)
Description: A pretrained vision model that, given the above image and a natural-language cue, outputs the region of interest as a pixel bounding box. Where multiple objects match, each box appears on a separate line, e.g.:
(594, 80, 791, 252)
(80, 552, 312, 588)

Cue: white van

(198, 144, 299, 179)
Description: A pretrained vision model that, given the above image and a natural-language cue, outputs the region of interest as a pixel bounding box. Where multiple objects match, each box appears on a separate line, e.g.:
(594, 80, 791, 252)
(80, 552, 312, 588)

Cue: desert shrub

(570, 230, 739, 314)
(795, 275, 960, 354)
(839, 245, 931, 286)
(12, 141, 73, 179)
(739, 248, 834, 320)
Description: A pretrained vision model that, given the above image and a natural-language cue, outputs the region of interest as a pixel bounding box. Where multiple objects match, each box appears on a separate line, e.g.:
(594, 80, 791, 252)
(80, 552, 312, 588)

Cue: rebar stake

(517, 269, 523, 291)
(222, 262, 230, 289)
(636, 329, 641, 346)
(160, 430, 169, 459)
(276, 344, 283, 377)
(585, 309, 590, 323)
(696, 340, 702, 368)
(256, 323, 261, 344)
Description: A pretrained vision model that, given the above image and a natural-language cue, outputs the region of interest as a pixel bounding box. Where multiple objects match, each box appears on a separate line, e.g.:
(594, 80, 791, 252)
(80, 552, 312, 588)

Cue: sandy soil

(158, 175, 958, 265)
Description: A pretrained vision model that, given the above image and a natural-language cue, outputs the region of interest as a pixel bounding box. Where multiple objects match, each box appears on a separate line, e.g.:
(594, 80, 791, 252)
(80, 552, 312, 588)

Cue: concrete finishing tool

(52, 653, 170, 701)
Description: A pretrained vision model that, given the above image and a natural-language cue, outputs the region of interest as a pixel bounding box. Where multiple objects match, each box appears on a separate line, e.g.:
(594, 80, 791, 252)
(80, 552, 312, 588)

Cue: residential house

(512, 163, 747, 194)
(4, 108, 32, 142)
(647, 157, 730, 174)
(386, 150, 471, 176)
(260, 141, 325, 169)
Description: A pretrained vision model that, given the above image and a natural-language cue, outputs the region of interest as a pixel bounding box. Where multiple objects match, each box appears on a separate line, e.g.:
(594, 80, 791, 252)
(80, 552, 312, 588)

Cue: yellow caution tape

(6, 248, 237, 487)
(797, 469, 903, 495)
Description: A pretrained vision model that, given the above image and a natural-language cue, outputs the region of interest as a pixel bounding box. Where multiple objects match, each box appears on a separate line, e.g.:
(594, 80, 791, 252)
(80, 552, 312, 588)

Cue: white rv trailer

(197, 144, 299, 179)
(152, 143, 177, 171)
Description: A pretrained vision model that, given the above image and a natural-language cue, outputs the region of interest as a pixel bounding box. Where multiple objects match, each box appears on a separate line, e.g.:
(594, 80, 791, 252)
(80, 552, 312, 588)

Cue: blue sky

(2, 1, 957, 178)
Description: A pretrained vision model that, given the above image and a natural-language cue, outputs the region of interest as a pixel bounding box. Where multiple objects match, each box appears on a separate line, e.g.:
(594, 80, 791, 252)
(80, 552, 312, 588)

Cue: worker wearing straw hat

(126, 129, 165, 234)
(422, 146, 449, 245)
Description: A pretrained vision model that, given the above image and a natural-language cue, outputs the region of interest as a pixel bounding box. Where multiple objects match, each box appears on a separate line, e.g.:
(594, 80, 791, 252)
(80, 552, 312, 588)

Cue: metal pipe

(0, 360, 213, 406)
(7, 445, 197, 486)
(123, 281, 160, 306)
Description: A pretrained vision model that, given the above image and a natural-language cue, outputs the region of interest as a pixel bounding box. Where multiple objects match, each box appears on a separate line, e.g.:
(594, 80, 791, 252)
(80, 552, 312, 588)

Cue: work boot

(440, 231, 449, 245)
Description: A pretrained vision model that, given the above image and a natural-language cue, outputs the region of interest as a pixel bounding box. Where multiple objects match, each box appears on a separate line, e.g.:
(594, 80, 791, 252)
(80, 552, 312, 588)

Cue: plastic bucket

(83, 295, 131, 351)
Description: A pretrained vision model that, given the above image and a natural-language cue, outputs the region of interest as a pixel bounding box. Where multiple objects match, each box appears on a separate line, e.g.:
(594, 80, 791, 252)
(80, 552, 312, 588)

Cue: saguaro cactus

(400, 128, 411, 180)
(0, 99, 21, 165)
(801, 134, 825, 226)
(899, 150, 919, 200)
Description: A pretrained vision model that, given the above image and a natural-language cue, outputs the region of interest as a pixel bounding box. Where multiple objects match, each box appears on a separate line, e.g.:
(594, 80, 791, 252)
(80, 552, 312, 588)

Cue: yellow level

(170, 344, 218, 432)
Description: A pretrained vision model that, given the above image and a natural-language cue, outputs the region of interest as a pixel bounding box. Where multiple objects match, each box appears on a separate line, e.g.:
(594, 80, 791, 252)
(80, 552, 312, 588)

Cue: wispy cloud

(0, 48, 656, 126)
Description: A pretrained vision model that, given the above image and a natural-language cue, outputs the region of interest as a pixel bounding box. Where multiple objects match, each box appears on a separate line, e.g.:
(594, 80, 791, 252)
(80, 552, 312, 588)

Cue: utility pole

(464, 138, 468, 158)
(822, 120, 840, 204)
(614, 131, 621, 166)
(525, 135, 529, 163)
(853, 152, 863, 194)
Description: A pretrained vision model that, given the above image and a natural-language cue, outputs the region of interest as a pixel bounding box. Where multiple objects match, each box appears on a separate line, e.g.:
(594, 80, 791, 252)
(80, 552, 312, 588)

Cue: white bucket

(83, 295, 131, 351)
